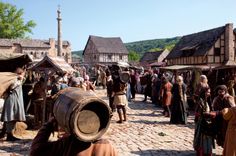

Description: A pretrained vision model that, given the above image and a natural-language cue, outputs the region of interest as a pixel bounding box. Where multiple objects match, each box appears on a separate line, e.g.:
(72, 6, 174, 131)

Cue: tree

(128, 50, 140, 61)
(0, 2, 36, 38)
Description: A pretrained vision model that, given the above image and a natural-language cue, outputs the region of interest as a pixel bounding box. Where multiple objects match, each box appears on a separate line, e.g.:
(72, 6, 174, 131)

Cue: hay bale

(14, 122, 28, 135)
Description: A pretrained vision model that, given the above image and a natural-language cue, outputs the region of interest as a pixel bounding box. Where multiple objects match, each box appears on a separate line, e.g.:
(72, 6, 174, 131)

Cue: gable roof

(30, 55, 74, 73)
(167, 25, 225, 59)
(140, 51, 163, 62)
(0, 38, 70, 48)
(83, 35, 128, 55)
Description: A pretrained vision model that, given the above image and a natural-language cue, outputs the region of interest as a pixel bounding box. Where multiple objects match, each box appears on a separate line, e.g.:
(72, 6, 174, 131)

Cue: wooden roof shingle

(167, 25, 225, 59)
(140, 51, 163, 63)
(83, 35, 128, 55)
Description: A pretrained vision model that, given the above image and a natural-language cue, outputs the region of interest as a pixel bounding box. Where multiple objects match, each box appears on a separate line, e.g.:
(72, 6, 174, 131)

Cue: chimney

(224, 23, 234, 61)
(49, 38, 55, 47)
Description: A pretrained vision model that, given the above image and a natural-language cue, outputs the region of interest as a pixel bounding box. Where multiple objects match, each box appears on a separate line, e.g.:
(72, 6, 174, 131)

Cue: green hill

(125, 36, 181, 56)
(72, 50, 83, 57)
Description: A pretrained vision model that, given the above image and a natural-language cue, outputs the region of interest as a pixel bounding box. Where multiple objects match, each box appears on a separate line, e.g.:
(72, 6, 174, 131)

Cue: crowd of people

(102, 65, 236, 156)
(0, 64, 236, 156)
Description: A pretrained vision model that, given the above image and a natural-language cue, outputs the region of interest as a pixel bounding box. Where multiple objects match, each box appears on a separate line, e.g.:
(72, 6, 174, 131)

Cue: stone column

(57, 7, 62, 57)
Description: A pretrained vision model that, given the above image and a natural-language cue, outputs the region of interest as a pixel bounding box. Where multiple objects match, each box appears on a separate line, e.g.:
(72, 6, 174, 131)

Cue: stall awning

(0, 52, 32, 72)
(150, 62, 166, 67)
(115, 61, 130, 68)
(159, 65, 216, 71)
(30, 55, 75, 73)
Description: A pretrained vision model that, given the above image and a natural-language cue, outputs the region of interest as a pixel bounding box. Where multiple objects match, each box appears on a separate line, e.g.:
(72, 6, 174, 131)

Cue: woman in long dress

(170, 75, 188, 124)
(193, 87, 215, 156)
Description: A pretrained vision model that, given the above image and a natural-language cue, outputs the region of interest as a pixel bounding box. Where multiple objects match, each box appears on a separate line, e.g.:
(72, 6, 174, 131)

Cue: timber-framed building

(166, 23, 236, 67)
(83, 35, 129, 65)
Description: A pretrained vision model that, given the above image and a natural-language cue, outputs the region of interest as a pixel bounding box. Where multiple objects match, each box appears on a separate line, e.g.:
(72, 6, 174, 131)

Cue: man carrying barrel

(30, 117, 117, 156)
(30, 88, 117, 156)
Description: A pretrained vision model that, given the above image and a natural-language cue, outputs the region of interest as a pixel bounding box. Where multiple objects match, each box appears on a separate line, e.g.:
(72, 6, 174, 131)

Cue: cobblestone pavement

(0, 89, 223, 156)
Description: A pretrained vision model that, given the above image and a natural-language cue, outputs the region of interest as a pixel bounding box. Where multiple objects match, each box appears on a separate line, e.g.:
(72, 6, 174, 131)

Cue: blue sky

(2, 0, 236, 51)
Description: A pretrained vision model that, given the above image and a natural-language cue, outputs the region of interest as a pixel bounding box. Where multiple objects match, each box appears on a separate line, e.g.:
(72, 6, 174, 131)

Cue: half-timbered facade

(166, 23, 236, 67)
(83, 35, 129, 65)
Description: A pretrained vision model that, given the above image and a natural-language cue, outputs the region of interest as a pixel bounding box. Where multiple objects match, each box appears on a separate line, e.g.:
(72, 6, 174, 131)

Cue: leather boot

(123, 107, 127, 121)
(117, 109, 123, 123)
(0, 123, 6, 139)
(6, 133, 21, 141)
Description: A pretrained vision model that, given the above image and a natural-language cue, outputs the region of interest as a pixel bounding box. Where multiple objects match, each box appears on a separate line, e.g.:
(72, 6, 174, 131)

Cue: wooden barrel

(120, 71, 130, 83)
(53, 87, 112, 142)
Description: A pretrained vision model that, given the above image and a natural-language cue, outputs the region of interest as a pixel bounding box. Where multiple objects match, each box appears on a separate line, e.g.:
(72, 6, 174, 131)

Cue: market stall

(30, 55, 75, 123)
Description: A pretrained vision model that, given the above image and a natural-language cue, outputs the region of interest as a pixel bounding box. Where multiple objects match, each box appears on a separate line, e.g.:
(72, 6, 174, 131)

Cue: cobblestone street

(0, 89, 223, 156)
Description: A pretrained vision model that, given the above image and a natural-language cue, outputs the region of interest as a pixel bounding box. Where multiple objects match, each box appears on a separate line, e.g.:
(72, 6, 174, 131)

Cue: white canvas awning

(159, 65, 215, 71)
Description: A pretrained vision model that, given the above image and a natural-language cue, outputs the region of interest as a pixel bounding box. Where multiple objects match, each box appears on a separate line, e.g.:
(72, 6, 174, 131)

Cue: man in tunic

(143, 70, 153, 102)
(113, 81, 128, 123)
(212, 85, 235, 147)
(130, 69, 137, 99)
(106, 72, 114, 112)
(160, 76, 172, 117)
(31, 77, 46, 127)
(30, 117, 117, 156)
(205, 106, 236, 156)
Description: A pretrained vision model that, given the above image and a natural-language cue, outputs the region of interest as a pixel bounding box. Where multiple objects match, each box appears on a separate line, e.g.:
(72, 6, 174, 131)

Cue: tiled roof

(0, 38, 70, 48)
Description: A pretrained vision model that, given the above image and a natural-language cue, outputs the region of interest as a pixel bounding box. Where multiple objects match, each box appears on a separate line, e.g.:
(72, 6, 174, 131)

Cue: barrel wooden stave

(53, 87, 111, 142)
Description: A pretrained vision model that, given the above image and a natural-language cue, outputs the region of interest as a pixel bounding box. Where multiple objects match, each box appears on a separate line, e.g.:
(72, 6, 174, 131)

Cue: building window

(182, 49, 195, 57)
(214, 48, 221, 56)
(30, 52, 33, 55)
(119, 55, 122, 60)
(94, 55, 96, 60)
(41, 52, 44, 55)
(108, 55, 112, 60)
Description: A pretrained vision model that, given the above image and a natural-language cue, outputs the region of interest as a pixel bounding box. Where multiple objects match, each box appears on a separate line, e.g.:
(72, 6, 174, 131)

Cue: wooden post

(42, 69, 49, 123)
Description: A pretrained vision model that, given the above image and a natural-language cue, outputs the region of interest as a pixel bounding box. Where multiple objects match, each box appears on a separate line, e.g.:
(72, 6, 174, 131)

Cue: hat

(215, 85, 228, 93)
(177, 75, 183, 82)
(200, 75, 207, 80)
(153, 74, 158, 79)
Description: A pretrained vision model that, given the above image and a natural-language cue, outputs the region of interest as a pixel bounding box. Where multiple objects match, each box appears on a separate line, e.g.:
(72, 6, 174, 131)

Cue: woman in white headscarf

(194, 75, 209, 97)
(170, 75, 188, 124)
